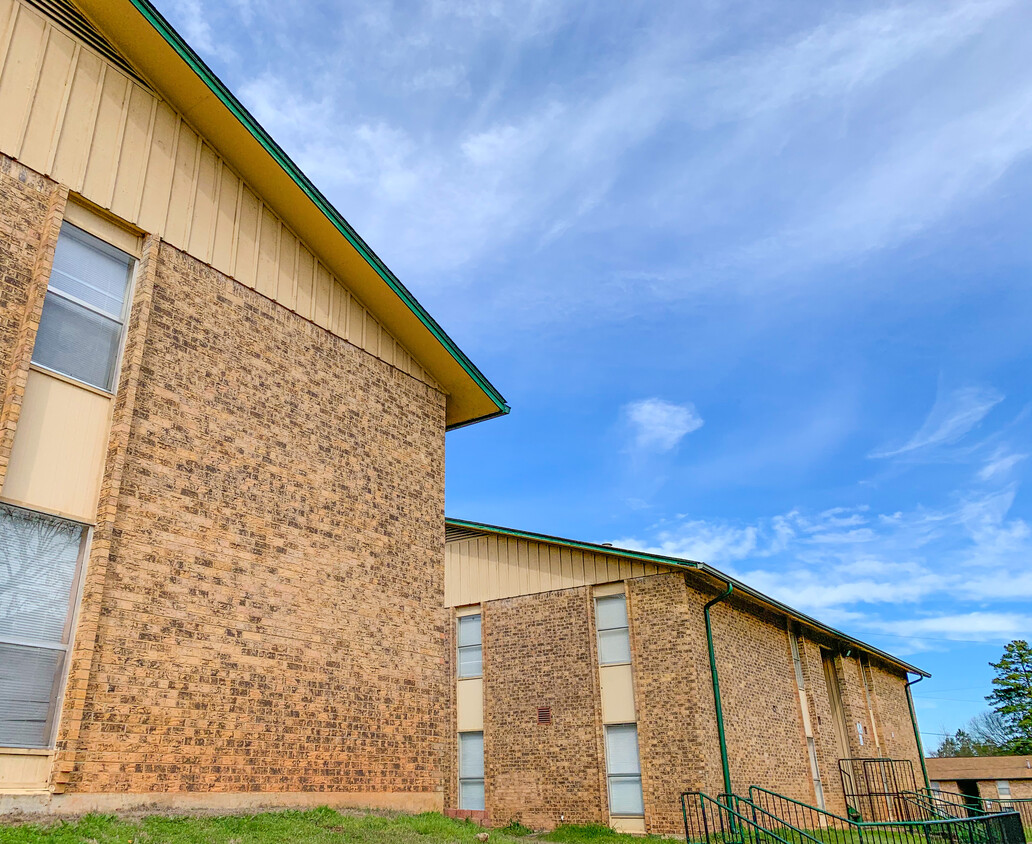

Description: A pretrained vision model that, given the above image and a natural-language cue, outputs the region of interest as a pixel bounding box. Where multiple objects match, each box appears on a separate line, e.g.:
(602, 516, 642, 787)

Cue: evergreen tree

(986, 639, 1032, 754)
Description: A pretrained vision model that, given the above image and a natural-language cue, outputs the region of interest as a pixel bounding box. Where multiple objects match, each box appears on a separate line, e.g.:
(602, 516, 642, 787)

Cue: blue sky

(160, 0, 1032, 746)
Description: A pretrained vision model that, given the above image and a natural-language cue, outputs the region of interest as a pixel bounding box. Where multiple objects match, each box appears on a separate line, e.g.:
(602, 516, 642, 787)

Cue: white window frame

(604, 722, 644, 817)
(457, 613, 482, 679)
(458, 730, 485, 811)
(0, 502, 91, 749)
(595, 593, 631, 666)
(31, 221, 137, 395)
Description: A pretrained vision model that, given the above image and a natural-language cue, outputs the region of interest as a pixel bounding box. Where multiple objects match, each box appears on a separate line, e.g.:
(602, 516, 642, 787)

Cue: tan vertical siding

(0, 0, 438, 389)
(444, 533, 666, 606)
(1, 368, 113, 523)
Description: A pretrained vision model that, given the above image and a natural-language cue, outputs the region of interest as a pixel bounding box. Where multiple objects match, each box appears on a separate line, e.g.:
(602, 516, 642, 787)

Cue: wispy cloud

(978, 447, 1029, 481)
(170, 0, 1032, 331)
(875, 612, 1032, 641)
(613, 475, 1032, 647)
(624, 398, 704, 453)
(870, 385, 1004, 459)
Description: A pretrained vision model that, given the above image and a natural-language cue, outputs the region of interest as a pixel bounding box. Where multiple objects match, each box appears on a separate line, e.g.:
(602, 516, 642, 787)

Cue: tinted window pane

(0, 642, 63, 748)
(459, 779, 485, 811)
(459, 731, 484, 778)
(595, 595, 628, 630)
(457, 614, 481, 647)
(598, 628, 631, 665)
(49, 223, 131, 318)
(608, 775, 644, 815)
(0, 505, 83, 644)
(605, 724, 641, 775)
(458, 644, 482, 678)
(33, 293, 122, 390)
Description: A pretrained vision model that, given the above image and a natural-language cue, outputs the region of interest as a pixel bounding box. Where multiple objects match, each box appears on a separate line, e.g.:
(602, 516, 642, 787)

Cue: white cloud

(624, 399, 704, 453)
(614, 521, 757, 564)
(190, 0, 1032, 329)
(612, 479, 1032, 643)
(875, 612, 1032, 641)
(870, 385, 1004, 458)
(978, 447, 1029, 481)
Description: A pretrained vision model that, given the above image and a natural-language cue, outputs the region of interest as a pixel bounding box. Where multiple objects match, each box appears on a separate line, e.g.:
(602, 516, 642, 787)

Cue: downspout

(703, 580, 734, 798)
(905, 674, 931, 791)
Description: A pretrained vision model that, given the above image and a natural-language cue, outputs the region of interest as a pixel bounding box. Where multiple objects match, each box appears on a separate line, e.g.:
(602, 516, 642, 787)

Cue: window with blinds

(596, 594, 631, 665)
(458, 730, 485, 811)
(0, 503, 87, 747)
(32, 222, 134, 392)
(457, 614, 482, 679)
(605, 723, 644, 816)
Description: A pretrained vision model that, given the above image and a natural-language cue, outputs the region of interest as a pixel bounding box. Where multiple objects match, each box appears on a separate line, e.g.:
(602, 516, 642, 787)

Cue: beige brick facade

(481, 588, 607, 829)
(63, 242, 447, 796)
(447, 568, 923, 836)
(0, 153, 452, 806)
(0, 156, 64, 484)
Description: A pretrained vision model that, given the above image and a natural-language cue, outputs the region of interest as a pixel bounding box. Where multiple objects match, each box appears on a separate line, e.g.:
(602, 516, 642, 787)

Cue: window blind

(32, 223, 132, 391)
(0, 504, 86, 748)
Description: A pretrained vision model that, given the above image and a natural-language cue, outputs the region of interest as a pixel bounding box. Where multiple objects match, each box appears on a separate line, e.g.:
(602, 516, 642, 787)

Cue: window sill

(29, 364, 115, 399)
(0, 747, 54, 756)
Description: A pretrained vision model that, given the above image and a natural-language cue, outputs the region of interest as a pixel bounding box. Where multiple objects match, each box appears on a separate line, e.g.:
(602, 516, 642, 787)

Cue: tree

(987, 639, 1032, 754)
(931, 722, 1007, 758)
(932, 728, 982, 757)
(969, 710, 1014, 750)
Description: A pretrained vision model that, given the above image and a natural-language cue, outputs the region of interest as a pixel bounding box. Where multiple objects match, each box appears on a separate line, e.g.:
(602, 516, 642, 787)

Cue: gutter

(905, 674, 931, 790)
(702, 579, 735, 799)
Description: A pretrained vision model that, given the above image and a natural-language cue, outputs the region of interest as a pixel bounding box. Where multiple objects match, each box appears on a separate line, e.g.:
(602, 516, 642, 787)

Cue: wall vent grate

(22, 0, 152, 89)
(537, 706, 552, 725)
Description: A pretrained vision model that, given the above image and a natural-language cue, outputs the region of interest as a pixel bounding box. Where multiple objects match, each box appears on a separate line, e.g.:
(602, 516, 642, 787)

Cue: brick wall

(480, 587, 607, 829)
(867, 661, 921, 766)
(0, 155, 61, 482)
(711, 596, 814, 803)
(628, 574, 713, 834)
(461, 568, 923, 835)
(54, 241, 449, 798)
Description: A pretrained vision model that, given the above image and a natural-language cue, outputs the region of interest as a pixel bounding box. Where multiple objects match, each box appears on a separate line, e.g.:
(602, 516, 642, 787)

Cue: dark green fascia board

(445, 517, 930, 678)
(125, 0, 509, 429)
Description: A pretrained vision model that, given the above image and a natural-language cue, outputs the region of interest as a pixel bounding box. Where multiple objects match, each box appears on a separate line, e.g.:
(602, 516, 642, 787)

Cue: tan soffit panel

(599, 664, 636, 725)
(0, 0, 441, 393)
(444, 534, 662, 607)
(1, 368, 112, 523)
(456, 678, 484, 733)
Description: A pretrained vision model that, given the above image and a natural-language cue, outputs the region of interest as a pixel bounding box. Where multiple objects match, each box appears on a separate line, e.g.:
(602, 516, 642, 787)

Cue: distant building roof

(927, 756, 1032, 781)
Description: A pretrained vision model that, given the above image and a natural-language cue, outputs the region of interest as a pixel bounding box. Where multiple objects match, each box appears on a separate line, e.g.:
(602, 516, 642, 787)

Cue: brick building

(444, 519, 929, 836)
(0, 0, 507, 812)
(928, 756, 1032, 803)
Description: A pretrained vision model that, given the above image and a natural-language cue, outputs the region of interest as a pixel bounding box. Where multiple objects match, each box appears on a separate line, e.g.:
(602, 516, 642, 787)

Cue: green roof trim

(446, 517, 930, 678)
(125, 0, 509, 429)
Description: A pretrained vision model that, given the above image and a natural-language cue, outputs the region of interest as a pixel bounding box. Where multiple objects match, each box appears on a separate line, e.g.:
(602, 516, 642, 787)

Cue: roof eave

(445, 517, 929, 678)
(73, 0, 508, 429)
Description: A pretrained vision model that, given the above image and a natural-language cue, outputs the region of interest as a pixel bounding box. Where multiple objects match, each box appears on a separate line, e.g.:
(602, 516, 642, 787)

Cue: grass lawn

(0, 809, 670, 843)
